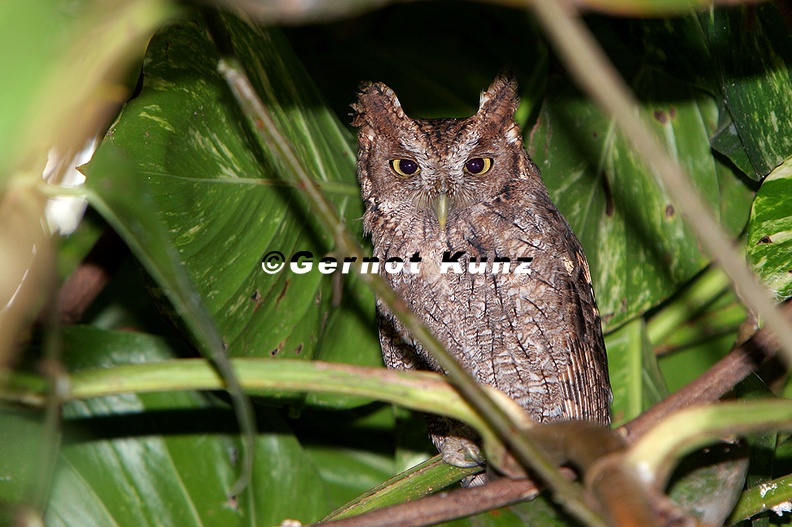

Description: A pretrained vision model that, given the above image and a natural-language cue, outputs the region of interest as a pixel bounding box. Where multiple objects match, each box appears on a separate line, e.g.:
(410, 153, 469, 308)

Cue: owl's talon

(440, 437, 485, 468)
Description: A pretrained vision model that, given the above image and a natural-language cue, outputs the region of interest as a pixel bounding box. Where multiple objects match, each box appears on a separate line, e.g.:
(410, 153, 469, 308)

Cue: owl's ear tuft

(477, 73, 521, 144)
(479, 72, 519, 115)
(351, 82, 408, 130)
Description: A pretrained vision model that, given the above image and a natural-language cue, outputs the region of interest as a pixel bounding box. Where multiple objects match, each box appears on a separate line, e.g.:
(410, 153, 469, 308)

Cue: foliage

(1, 0, 791, 526)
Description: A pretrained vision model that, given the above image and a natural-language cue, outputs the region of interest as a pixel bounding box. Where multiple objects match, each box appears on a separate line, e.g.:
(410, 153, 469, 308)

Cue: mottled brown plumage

(352, 74, 611, 483)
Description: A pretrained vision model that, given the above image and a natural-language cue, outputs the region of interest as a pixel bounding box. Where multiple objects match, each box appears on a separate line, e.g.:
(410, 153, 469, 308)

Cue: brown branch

(316, 473, 561, 527)
(317, 424, 633, 527)
(42, 227, 127, 325)
(530, 422, 658, 526)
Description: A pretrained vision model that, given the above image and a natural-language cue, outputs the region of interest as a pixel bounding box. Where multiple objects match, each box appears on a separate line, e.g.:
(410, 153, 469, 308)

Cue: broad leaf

(746, 157, 792, 301)
(38, 327, 329, 526)
(3, 327, 397, 526)
(529, 70, 751, 330)
(666, 443, 748, 525)
(703, 4, 792, 179)
(648, 267, 747, 393)
(0, 406, 50, 523)
(84, 16, 380, 374)
(614, 6, 792, 180)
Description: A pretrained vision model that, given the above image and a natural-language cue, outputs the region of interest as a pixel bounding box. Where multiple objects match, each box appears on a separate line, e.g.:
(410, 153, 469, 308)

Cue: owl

(352, 74, 611, 484)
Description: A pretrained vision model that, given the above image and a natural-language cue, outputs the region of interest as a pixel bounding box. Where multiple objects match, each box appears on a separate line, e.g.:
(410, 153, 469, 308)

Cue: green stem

(626, 400, 792, 488)
(2, 359, 490, 444)
(324, 456, 480, 521)
(727, 472, 792, 524)
(217, 57, 607, 527)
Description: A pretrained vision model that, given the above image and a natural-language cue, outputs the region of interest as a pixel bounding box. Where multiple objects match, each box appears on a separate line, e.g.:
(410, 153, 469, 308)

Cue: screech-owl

(352, 74, 611, 484)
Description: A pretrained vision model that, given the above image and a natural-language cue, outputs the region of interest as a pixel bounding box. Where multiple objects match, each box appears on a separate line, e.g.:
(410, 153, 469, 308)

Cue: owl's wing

(465, 192, 611, 425)
(376, 300, 430, 372)
(554, 241, 612, 424)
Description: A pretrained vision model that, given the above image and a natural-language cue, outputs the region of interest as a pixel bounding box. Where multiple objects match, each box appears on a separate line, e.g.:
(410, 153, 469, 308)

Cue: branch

(316, 476, 552, 527)
(317, 300, 789, 527)
(5, 301, 784, 527)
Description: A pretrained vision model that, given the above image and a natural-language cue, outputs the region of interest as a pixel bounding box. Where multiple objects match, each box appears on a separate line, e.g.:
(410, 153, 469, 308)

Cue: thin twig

(528, 0, 792, 366)
(217, 56, 607, 527)
(316, 474, 557, 527)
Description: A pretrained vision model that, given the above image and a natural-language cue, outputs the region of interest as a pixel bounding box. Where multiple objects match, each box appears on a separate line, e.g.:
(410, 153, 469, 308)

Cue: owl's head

(352, 74, 537, 234)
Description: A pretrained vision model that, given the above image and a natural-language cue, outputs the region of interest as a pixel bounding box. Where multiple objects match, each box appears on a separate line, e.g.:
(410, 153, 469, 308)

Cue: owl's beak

(434, 193, 449, 230)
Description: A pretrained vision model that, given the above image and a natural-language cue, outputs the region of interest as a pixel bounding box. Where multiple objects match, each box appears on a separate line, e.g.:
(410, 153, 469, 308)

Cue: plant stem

(622, 301, 789, 442)
(727, 472, 792, 524)
(3, 359, 484, 436)
(319, 476, 549, 527)
(218, 56, 608, 527)
(626, 399, 792, 487)
(323, 456, 483, 521)
(529, 0, 792, 366)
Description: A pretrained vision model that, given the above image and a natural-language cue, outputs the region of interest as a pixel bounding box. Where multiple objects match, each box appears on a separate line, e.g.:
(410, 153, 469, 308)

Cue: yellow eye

(464, 157, 493, 175)
(389, 159, 420, 177)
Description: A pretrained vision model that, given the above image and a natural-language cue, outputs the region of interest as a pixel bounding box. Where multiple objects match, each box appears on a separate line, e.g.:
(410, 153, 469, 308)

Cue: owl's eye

(464, 157, 493, 175)
(389, 159, 420, 177)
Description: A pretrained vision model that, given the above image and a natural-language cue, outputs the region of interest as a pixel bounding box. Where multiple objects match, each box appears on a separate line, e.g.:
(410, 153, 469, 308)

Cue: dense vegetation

(1, 1, 791, 525)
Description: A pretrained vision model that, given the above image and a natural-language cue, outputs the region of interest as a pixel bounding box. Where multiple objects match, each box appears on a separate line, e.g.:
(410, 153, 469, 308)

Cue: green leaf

(41, 327, 330, 526)
(702, 3, 792, 179)
(83, 135, 260, 495)
(710, 104, 755, 178)
(528, 69, 750, 330)
(624, 16, 715, 93)
(49, 405, 328, 527)
(84, 16, 380, 375)
(648, 267, 747, 393)
(304, 440, 399, 507)
(0, 406, 50, 518)
(666, 443, 748, 526)
(324, 455, 473, 521)
(746, 157, 792, 301)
